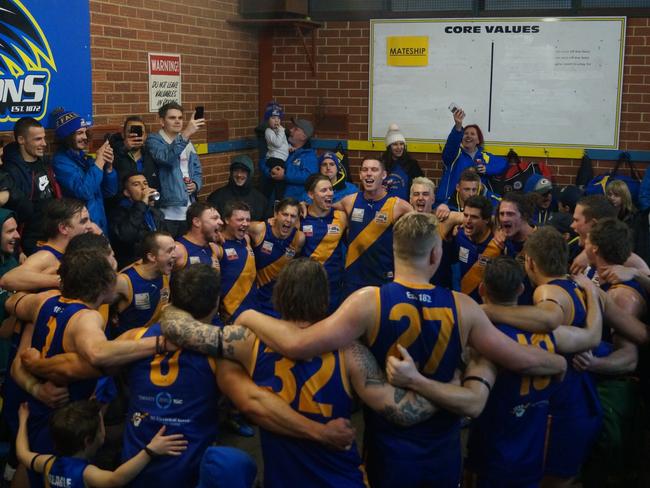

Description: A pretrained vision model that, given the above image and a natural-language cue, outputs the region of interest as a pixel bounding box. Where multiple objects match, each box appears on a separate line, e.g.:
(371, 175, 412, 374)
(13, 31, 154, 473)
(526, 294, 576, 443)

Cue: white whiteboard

(370, 17, 625, 149)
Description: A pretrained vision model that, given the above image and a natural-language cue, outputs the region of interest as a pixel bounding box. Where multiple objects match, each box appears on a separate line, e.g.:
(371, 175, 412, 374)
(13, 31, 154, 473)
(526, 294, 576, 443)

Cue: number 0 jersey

(466, 323, 558, 484)
(251, 338, 368, 488)
(123, 324, 220, 488)
(364, 280, 463, 487)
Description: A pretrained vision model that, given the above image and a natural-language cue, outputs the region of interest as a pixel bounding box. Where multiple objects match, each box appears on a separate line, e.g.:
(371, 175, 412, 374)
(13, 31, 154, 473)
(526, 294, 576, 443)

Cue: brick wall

(270, 19, 650, 186)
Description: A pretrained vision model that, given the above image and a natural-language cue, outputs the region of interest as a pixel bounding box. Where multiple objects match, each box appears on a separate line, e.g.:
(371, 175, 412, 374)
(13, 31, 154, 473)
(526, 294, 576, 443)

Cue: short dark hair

(273, 258, 329, 323)
(361, 156, 385, 171)
(499, 192, 533, 222)
(170, 264, 220, 319)
(223, 200, 251, 220)
(13, 117, 42, 140)
(66, 233, 111, 256)
(50, 400, 102, 456)
(459, 168, 480, 184)
(121, 171, 146, 188)
(139, 231, 173, 263)
(43, 198, 86, 239)
(464, 195, 493, 220)
(158, 102, 183, 118)
(275, 197, 300, 214)
(186, 201, 216, 228)
(588, 217, 632, 265)
(305, 174, 331, 193)
(59, 248, 116, 303)
(577, 195, 617, 222)
(123, 115, 144, 133)
(524, 226, 568, 276)
(483, 256, 524, 303)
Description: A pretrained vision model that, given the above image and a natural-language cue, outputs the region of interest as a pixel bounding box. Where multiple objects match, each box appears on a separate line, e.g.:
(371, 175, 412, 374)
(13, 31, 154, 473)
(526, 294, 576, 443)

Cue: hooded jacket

(1, 142, 60, 254)
(0, 208, 18, 317)
(207, 156, 268, 221)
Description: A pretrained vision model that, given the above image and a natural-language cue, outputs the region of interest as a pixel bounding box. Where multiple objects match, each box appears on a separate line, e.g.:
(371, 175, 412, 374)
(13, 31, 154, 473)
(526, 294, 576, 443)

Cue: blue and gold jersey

(45, 457, 88, 488)
(219, 237, 258, 323)
(114, 265, 169, 338)
(175, 235, 219, 269)
(467, 323, 557, 485)
(344, 192, 399, 293)
(251, 337, 367, 487)
(123, 324, 220, 488)
(301, 209, 347, 310)
(455, 228, 502, 302)
(364, 280, 463, 487)
(253, 222, 300, 315)
(35, 240, 64, 262)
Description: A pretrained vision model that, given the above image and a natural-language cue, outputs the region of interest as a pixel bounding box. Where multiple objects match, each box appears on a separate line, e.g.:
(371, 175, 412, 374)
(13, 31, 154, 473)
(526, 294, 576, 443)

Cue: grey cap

(291, 118, 314, 139)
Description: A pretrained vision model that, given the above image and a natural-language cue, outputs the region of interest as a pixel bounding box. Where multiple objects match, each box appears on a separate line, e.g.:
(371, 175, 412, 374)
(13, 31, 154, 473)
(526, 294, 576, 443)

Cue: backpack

(490, 149, 553, 196)
(584, 152, 642, 205)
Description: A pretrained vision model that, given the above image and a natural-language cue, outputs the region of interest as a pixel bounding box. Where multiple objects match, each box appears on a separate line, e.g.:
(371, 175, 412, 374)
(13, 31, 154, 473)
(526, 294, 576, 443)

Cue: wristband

(462, 375, 492, 392)
(144, 446, 159, 458)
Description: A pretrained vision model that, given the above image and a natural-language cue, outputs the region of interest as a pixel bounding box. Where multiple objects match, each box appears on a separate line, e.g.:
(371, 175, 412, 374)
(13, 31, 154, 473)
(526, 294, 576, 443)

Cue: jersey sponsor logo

(155, 391, 173, 409)
(285, 246, 296, 258)
(189, 255, 201, 264)
(261, 240, 274, 254)
(131, 411, 149, 427)
(374, 211, 388, 224)
(327, 224, 341, 235)
(302, 224, 314, 237)
(225, 247, 239, 260)
(160, 288, 170, 302)
(134, 292, 151, 310)
(406, 290, 432, 303)
(458, 246, 470, 263)
(351, 208, 365, 222)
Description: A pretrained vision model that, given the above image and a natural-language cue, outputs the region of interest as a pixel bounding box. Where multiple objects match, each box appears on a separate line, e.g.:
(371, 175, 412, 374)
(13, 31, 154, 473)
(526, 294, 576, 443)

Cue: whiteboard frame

(369, 17, 626, 150)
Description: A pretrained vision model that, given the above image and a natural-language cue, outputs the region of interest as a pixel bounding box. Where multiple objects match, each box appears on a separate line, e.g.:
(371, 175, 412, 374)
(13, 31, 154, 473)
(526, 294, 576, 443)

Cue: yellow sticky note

(386, 36, 429, 67)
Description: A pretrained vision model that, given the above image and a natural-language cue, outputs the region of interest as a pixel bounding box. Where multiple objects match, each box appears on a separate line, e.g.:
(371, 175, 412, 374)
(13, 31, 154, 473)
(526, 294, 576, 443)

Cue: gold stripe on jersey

(309, 210, 347, 265)
(222, 249, 256, 320)
(256, 231, 302, 287)
(460, 238, 503, 296)
(345, 197, 397, 269)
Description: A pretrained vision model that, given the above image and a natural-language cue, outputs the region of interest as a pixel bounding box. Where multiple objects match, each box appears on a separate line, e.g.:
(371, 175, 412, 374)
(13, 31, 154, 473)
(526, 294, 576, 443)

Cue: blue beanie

(318, 151, 340, 167)
(263, 101, 284, 121)
(52, 107, 90, 139)
(196, 446, 257, 488)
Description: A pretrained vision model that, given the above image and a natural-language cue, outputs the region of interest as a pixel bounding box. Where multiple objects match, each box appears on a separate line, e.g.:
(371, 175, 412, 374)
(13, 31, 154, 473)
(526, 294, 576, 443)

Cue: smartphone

(448, 102, 459, 114)
(194, 106, 204, 119)
(130, 125, 143, 137)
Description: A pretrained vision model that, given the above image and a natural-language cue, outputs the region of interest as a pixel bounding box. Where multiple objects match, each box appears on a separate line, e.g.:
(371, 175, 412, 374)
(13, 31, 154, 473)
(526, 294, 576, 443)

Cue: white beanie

(385, 123, 406, 147)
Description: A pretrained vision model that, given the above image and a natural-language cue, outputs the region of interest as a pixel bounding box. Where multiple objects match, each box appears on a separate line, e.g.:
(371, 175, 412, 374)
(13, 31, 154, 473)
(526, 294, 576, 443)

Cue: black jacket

(108, 198, 166, 268)
(110, 134, 160, 191)
(207, 180, 269, 222)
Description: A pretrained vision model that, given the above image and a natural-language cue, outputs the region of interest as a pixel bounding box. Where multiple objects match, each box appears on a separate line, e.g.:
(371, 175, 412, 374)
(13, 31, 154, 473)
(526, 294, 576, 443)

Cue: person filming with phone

(112, 116, 160, 195)
(436, 104, 506, 205)
(146, 102, 204, 238)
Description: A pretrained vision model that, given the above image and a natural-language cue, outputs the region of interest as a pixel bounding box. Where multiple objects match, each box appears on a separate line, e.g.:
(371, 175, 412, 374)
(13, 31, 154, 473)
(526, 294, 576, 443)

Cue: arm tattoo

(160, 307, 221, 357)
(222, 326, 251, 359)
(393, 387, 407, 404)
(381, 393, 433, 427)
(349, 341, 385, 387)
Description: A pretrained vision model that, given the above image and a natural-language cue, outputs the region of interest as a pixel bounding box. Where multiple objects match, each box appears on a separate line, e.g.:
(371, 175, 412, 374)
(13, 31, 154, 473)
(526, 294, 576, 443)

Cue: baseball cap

(524, 174, 553, 194)
(291, 118, 314, 139)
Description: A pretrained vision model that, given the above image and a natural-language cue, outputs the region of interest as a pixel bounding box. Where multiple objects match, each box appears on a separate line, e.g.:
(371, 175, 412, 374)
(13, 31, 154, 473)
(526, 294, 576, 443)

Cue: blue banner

(0, 0, 91, 131)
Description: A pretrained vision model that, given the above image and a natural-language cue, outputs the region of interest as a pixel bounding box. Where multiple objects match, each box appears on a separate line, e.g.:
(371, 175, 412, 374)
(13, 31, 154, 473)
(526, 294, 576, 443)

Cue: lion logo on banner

(0, 0, 56, 123)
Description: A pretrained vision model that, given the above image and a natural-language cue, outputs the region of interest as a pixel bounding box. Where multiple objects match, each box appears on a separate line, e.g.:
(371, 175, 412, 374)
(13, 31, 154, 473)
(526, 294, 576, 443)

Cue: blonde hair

(393, 212, 440, 260)
(409, 177, 436, 198)
(606, 180, 636, 217)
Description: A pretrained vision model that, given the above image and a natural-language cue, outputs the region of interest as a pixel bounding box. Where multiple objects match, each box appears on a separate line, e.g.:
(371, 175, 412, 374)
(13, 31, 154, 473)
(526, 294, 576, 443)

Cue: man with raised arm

(161, 212, 567, 488)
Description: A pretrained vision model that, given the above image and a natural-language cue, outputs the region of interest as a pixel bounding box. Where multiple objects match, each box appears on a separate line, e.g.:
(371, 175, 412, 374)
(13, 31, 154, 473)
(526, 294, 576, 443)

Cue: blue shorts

(544, 412, 602, 478)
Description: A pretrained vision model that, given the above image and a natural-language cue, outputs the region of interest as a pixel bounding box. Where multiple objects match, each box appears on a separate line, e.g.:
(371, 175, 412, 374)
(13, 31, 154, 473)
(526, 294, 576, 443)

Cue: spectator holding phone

(436, 106, 506, 205)
(51, 107, 117, 235)
(113, 116, 160, 194)
(146, 102, 204, 238)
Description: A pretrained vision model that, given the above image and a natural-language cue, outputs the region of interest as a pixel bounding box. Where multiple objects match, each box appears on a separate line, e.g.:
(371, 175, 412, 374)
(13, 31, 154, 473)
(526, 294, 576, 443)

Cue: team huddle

(0, 102, 649, 488)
